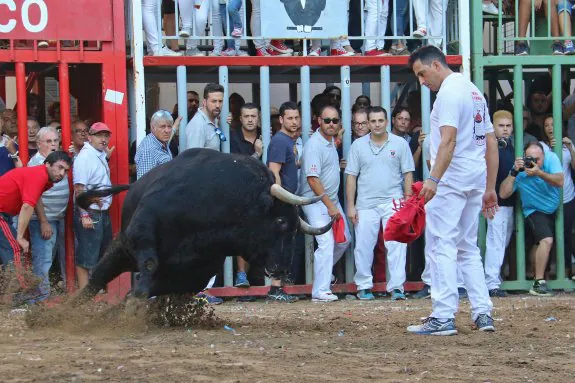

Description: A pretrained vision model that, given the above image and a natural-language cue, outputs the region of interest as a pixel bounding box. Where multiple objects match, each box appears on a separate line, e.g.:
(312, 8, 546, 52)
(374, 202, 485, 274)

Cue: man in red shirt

(0, 151, 71, 268)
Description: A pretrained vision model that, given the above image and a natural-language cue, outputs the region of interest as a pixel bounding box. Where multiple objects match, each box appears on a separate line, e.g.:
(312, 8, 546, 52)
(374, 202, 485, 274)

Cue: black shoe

(529, 280, 554, 297)
(458, 287, 468, 299)
(488, 288, 507, 297)
(267, 287, 298, 303)
(411, 284, 431, 299)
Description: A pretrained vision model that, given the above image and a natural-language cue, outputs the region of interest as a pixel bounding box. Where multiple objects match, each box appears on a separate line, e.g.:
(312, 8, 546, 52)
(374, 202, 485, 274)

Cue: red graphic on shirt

(475, 112, 482, 123)
(390, 150, 396, 158)
(472, 91, 486, 146)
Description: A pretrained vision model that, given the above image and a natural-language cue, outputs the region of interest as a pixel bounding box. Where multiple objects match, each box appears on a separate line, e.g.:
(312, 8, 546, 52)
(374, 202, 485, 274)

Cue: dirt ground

(0, 294, 573, 383)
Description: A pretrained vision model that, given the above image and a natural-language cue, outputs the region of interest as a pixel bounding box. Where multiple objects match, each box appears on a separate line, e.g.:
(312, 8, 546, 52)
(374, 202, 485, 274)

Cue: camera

(497, 138, 508, 149)
(523, 156, 536, 169)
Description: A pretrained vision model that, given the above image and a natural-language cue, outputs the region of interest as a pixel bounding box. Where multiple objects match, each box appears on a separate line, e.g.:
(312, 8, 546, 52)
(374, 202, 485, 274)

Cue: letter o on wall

(22, 0, 48, 33)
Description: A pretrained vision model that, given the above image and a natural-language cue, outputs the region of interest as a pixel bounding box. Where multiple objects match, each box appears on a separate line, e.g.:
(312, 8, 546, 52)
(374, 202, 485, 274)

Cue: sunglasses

(322, 118, 340, 125)
(215, 127, 227, 142)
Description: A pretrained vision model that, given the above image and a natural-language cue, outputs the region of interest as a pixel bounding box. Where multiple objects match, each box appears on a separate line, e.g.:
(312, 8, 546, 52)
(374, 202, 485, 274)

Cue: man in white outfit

(406, 45, 497, 335)
(300, 105, 351, 302)
(364, 0, 391, 56)
(346, 106, 414, 301)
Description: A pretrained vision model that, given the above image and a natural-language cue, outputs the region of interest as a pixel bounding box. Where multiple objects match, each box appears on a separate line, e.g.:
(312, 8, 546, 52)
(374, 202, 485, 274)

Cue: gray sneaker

(407, 317, 458, 336)
(529, 280, 554, 297)
(474, 314, 495, 332)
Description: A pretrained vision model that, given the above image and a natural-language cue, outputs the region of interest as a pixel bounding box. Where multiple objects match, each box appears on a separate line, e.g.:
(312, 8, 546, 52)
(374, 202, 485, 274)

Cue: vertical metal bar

(531, 1, 535, 39)
(174, 0, 179, 41)
(513, 64, 526, 282)
(442, 0, 447, 52)
(547, 0, 551, 39)
(421, 86, 431, 181)
(130, 0, 147, 145)
(459, 0, 470, 76)
(393, 0, 397, 37)
(409, 0, 413, 38)
(176, 66, 188, 150)
(381, 66, 391, 130)
(58, 62, 76, 294)
(552, 64, 566, 281)
(301, 66, 311, 143)
(156, 0, 162, 49)
(360, 0, 365, 44)
(15, 63, 28, 165)
(260, 66, 271, 164)
(340, 65, 354, 283)
(515, 0, 519, 38)
(219, 66, 230, 154)
(497, 0, 503, 54)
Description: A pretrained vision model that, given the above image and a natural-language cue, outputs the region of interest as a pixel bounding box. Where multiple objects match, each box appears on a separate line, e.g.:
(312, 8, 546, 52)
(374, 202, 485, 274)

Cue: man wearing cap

(73, 122, 114, 289)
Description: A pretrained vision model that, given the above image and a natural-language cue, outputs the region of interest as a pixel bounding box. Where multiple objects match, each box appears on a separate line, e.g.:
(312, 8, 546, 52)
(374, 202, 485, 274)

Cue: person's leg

(142, 0, 161, 54)
(74, 209, 100, 290)
(364, 0, 379, 51)
(376, 0, 390, 50)
(411, 0, 428, 34)
(332, 202, 351, 263)
(427, 0, 445, 47)
(484, 206, 513, 290)
(163, 13, 179, 50)
(392, 0, 408, 50)
(209, 0, 225, 53)
(518, 0, 533, 38)
(563, 198, 575, 274)
(250, 0, 268, 49)
(235, 256, 250, 287)
(380, 201, 407, 293)
(353, 208, 380, 292)
(186, 0, 210, 52)
(179, 0, 195, 35)
(229, 0, 244, 31)
(557, 3, 574, 53)
(0, 214, 17, 266)
(29, 220, 58, 302)
(456, 189, 493, 322)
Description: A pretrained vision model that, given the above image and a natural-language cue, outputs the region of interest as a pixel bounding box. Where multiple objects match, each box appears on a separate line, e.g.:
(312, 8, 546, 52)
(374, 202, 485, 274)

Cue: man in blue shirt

(500, 141, 564, 297)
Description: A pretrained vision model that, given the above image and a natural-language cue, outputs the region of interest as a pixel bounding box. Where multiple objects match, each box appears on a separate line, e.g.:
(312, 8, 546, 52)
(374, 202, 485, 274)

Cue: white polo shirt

(184, 109, 222, 151)
(345, 133, 415, 210)
(298, 130, 340, 203)
(430, 73, 494, 189)
(73, 142, 112, 210)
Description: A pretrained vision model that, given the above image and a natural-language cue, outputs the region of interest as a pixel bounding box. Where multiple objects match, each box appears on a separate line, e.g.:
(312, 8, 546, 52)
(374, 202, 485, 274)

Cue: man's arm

(74, 183, 95, 230)
(485, 132, 499, 191)
(430, 126, 457, 181)
(499, 175, 516, 199)
(268, 162, 283, 186)
(403, 172, 414, 198)
(34, 199, 53, 240)
(16, 203, 35, 253)
(345, 174, 358, 225)
(308, 176, 339, 218)
(536, 169, 564, 187)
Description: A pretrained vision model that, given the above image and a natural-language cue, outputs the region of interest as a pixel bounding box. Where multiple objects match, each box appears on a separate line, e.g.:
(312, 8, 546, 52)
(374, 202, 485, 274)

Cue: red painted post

(0, 74, 6, 103)
(15, 62, 28, 165)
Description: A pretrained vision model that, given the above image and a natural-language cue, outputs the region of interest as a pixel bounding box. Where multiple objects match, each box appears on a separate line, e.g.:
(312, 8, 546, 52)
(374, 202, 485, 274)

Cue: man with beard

(187, 90, 200, 120)
(185, 83, 225, 152)
(0, 151, 71, 269)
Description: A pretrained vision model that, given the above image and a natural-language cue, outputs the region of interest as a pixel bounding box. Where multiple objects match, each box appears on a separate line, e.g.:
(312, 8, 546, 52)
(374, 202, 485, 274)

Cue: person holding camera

(484, 110, 516, 297)
(499, 141, 564, 296)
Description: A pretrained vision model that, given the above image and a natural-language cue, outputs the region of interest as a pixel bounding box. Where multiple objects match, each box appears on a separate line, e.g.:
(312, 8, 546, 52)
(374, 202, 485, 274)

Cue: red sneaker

(269, 39, 293, 54)
(330, 47, 355, 56)
(364, 49, 391, 56)
(256, 47, 270, 56)
(267, 47, 290, 56)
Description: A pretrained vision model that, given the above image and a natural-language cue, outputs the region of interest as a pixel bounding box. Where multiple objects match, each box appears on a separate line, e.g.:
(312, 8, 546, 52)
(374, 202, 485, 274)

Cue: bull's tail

(76, 184, 131, 210)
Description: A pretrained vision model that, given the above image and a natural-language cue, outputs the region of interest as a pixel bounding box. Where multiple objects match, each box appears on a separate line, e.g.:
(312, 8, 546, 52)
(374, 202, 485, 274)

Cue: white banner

(260, 0, 347, 39)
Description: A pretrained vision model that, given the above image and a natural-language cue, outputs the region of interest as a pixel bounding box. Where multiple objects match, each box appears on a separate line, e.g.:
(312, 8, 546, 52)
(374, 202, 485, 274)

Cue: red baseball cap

(89, 122, 112, 135)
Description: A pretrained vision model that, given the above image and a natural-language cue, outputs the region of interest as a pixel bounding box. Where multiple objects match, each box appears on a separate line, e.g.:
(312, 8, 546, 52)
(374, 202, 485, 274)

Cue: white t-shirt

(540, 142, 575, 203)
(430, 73, 494, 189)
(73, 143, 112, 210)
(298, 130, 340, 203)
(345, 133, 415, 210)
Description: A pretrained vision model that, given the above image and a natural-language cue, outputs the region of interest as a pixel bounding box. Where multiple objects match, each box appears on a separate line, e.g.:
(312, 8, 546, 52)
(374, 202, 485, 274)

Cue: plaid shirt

(135, 133, 173, 179)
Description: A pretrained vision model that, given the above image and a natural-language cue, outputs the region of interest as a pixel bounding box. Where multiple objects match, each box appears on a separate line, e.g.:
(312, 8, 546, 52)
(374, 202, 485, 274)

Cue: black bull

(75, 149, 332, 301)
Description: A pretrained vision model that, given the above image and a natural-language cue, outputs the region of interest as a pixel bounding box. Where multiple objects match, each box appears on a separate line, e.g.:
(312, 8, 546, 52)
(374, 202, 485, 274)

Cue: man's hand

(81, 216, 95, 230)
(525, 163, 541, 177)
(254, 137, 263, 156)
(327, 205, 341, 220)
(549, 138, 556, 148)
(339, 158, 347, 170)
(40, 221, 53, 240)
(482, 189, 499, 220)
(418, 132, 426, 147)
(226, 114, 233, 126)
(68, 144, 76, 154)
(563, 137, 573, 148)
(418, 178, 437, 203)
(105, 146, 115, 160)
(4, 135, 17, 154)
(173, 116, 183, 131)
(514, 157, 524, 171)
(17, 237, 29, 254)
(347, 206, 358, 226)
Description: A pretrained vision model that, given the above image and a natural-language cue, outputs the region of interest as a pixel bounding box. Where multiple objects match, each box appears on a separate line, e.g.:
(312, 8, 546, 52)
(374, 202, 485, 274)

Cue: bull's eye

(276, 217, 286, 226)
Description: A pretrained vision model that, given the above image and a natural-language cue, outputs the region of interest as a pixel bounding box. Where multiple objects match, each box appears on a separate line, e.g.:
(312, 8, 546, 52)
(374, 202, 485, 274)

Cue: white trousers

(302, 201, 351, 297)
(485, 206, 514, 290)
(365, 0, 389, 51)
(421, 259, 465, 288)
(425, 183, 493, 321)
(354, 202, 407, 292)
(185, 0, 225, 50)
(142, 0, 194, 53)
(250, 0, 269, 49)
(412, 0, 445, 46)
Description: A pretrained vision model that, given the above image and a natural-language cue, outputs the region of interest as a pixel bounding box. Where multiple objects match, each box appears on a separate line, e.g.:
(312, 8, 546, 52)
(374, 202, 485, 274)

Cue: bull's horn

(299, 216, 334, 235)
(270, 184, 322, 206)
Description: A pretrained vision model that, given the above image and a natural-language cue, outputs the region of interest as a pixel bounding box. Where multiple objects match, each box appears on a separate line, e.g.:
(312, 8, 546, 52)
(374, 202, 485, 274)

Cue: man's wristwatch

(509, 168, 519, 177)
(9, 151, 19, 159)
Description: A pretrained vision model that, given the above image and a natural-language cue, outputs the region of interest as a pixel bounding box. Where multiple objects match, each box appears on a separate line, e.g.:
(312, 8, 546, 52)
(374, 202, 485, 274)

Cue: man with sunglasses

(185, 83, 225, 152)
(299, 105, 351, 303)
(499, 142, 563, 297)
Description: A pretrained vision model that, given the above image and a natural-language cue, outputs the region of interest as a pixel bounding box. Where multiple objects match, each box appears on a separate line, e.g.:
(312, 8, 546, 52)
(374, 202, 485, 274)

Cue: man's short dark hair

(203, 83, 224, 99)
(353, 107, 368, 117)
(354, 95, 371, 105)
(187, 90, 199, 97)
(241, 103, 259, 113)
(44, 151, 72, 166)
(408, 45, 448, 70)
(524, 141, 545, 154)
(279, 101, 299, 117)
(319, 105, 341, 118)
(323, 85, 341, 95)
(368, 106, 388, 119)
(392, 106, 410, 119)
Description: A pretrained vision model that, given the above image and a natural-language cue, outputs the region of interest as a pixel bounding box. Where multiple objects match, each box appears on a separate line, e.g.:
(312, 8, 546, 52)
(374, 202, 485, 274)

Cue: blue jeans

(228, 0, 243, 30)
(29, 219, 63, 302)
(0, 213, 17, 266)
(391, 0, 409, 43)
(74, 209, 112, 269)
(219, 3, 235, 49)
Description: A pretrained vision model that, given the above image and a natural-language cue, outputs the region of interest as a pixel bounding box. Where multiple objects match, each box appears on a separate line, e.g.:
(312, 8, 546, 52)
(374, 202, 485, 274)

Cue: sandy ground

(0, 294, 574, 383)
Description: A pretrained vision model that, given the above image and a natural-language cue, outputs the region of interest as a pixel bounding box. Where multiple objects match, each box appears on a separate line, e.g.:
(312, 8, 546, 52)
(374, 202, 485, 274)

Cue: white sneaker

(154, 46, 182, 56)
(235, 49, 249, 56)
(482, 2, 499, 15)
(312, 292, 338, 302)
(179, 28, 191, 38)
(185, 48, 204, 56)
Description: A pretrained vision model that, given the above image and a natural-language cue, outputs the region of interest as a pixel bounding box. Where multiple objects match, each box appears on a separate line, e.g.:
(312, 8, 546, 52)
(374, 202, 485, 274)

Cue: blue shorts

(74, 209, 112, 269)
(558, 0, 574, 14)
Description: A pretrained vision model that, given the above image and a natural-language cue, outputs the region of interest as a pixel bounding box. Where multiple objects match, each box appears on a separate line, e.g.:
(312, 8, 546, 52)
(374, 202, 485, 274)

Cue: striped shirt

(28, 152, 70, 220)
(135, 133, 173, 179)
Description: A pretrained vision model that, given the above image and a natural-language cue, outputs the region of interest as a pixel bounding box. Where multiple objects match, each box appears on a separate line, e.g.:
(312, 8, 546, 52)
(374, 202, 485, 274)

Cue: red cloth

(0, 166, 53, 216)
(383, 182, 426, 244)
(333, 216, 347, 243)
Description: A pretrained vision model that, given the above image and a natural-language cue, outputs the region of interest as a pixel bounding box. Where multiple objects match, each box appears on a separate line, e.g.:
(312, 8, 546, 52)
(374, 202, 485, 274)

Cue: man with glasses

(69, 121, 90, 159)
(300, 105, 351, 302)
(73, 122, 114, 289)
(499, 142, 563, 297)
(185, 83, 225, 152)
(27, 127, 70, 303)
(346, 106, 414, 301)
(136, 110, 181, 179)
(352, 108, 370, 141)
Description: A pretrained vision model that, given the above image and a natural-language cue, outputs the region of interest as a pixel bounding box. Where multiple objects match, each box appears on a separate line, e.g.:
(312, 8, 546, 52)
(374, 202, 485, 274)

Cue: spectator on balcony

(391, 107, 411, 141)
(142, 0, 184, 56)
(250, 0, 293, 56)
(526, 86, 551, 139)
(540, 114, 575, 279)
(500, 142, 564, 296)
(300, 105, 351, 302)
(411, 0, 447, 47)
(27, 127, 70, 303)
(73, 122, 115, 289)
(557, 0, 575, 54)
(48, 102, 60, 124)
(390, 0, 411, 55)
(364, 0, 391, 56)
(485, 110, 515, 298)
(482, 0, 500, 15)
(346, 106, 414, 301)
(218, 0, 249, 56)
(515, 0, 562, 55)
(27, 117, 40, 158)
(136, 110, 181, 179)
(162, 0, 181, 53)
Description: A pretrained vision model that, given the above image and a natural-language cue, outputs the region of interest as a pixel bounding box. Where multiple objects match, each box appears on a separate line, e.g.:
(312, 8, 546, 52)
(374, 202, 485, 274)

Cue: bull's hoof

(133, 283, 150, 299)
